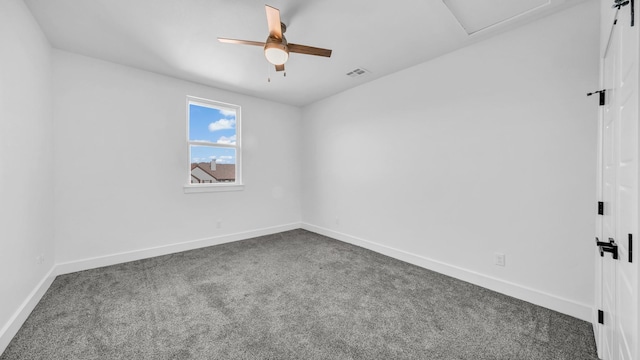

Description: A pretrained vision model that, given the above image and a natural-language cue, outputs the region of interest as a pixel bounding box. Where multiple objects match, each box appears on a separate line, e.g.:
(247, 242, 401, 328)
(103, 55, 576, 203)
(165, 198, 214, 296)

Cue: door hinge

(598, 309, 604, 324)
(598, 201, 604, 215)
(587, 89, 606, 106)
(630, 234, 633, 263)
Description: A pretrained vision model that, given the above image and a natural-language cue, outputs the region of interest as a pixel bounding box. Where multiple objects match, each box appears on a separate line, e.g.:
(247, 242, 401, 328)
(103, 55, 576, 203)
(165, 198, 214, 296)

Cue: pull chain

(267, 63, 271, 83)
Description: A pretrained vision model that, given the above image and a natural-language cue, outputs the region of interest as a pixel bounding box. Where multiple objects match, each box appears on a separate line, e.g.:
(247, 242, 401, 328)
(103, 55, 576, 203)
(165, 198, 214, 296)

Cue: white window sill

(183, 184, 245, 193)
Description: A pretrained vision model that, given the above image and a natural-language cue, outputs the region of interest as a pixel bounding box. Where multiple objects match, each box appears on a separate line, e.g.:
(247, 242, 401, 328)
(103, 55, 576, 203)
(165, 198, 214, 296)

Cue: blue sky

(189, 104, 236, 164)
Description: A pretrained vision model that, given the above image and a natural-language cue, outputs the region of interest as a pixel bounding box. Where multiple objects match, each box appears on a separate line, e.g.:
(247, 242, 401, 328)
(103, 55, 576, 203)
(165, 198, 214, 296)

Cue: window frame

(184, 96, 243, 193)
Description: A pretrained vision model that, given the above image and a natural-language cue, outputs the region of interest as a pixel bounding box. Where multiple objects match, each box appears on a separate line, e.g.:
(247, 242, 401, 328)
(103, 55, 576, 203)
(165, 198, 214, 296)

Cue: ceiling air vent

(346, 68, 370, 78)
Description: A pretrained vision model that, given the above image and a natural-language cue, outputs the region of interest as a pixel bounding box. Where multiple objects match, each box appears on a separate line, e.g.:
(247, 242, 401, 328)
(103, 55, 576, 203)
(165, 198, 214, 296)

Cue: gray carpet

(1, 229, 598, 359)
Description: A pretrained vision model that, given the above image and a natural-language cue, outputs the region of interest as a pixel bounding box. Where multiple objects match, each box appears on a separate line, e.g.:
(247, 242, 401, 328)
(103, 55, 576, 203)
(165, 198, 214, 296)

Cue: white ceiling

(25, 0, 588, 106)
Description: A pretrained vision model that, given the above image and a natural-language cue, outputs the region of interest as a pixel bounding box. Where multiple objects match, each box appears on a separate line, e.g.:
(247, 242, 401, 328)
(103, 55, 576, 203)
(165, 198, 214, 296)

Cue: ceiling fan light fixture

(264, 41, 289, 65)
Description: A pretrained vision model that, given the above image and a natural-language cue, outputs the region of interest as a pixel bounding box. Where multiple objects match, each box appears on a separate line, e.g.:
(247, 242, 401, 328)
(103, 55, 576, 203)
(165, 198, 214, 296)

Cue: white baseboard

(0, 266, 56, 355)
(56, 223, 302, 275)
(302, 222, 593, 322)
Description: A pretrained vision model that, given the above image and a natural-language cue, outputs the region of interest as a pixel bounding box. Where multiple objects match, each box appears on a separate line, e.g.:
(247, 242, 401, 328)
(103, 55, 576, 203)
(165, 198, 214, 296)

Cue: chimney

(210, 159, 216, 171)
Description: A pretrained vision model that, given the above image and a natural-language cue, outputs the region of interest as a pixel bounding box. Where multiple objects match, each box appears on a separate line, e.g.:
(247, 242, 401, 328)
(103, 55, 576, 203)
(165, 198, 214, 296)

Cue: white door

(595, 1, 639, 359)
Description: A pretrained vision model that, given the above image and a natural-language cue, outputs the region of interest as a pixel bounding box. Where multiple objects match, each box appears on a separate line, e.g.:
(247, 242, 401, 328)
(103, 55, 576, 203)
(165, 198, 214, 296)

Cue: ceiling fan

(218, 5, 332, 73)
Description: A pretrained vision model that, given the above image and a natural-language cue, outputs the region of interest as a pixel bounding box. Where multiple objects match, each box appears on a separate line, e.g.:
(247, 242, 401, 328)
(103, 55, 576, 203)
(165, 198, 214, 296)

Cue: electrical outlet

(335, 218, 340, 226)
(216, 220, 222, 229)
(36, 254, 44, 264)
(495, 253, 506, 267)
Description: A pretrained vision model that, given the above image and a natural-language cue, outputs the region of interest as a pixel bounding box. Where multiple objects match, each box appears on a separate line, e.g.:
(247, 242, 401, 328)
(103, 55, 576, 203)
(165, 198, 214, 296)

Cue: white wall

(301, 0, 599, 320)
(53, 50, 301, 267)
(0, 0, 55, 351)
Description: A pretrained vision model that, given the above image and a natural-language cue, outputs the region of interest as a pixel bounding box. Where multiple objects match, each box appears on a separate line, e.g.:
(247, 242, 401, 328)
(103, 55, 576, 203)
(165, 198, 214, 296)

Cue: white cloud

(216, 135, 237, 145)
(219, 109, 236, 118)
(208, 119, 236, 132)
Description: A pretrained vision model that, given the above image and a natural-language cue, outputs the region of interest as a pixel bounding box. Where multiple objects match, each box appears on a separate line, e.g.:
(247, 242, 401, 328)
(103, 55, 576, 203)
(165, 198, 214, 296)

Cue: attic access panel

(443, 0, 550, 35)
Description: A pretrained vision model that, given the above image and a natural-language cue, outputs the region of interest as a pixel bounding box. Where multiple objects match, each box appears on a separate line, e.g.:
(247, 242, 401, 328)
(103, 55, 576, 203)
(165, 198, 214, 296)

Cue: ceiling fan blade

(265, 5, 283, 39)
(288, 43, 332, 58)
(218, 38, 265, 47)
(275, 64, 285, 72)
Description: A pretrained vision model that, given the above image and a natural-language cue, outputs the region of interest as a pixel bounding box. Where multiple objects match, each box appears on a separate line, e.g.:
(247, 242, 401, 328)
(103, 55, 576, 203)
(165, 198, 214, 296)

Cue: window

(185, 96, 242, 193)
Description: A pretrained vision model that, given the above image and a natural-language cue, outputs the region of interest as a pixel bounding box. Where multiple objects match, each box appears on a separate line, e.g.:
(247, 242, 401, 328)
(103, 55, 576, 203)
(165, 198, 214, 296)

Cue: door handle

(596, 237, 619, 260)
